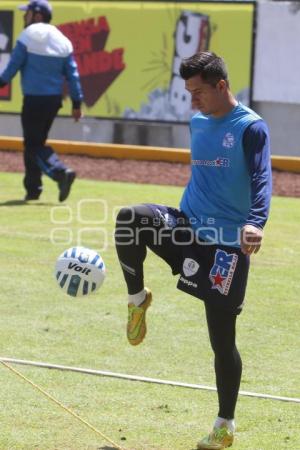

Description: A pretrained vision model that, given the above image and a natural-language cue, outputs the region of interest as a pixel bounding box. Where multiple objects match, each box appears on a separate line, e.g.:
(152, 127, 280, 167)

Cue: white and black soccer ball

(55, 247, 106, 297)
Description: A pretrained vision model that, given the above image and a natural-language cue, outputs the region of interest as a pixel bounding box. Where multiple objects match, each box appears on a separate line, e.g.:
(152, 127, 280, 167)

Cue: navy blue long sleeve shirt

(243, 120, 272, 229)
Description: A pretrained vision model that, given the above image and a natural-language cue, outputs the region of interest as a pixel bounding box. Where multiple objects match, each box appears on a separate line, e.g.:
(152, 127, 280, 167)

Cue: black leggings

(115, 205, 242, 419)
(205, 303, 241, 419)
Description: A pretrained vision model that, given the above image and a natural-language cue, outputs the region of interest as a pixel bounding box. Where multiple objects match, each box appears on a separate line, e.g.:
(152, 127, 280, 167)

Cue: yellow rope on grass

(1, 360, 127, 450)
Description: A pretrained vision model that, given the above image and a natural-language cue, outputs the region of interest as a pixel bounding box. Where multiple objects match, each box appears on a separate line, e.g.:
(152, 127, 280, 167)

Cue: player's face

(185, 74, 225, 115)
(24, 10, 34, 28)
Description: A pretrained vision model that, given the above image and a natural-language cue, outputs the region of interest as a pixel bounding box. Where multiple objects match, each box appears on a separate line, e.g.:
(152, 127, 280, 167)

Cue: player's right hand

(72, 108, 82, 122)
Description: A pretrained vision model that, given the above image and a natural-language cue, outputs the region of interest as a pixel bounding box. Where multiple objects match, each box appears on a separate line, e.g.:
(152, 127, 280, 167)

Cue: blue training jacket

(0, 23, 83, 105)
(180, 103, 272, 247)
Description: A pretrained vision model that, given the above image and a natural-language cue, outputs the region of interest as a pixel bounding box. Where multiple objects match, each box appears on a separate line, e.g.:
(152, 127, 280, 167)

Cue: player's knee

(210, 335, 236, 358)
(115, 206, 136, 226)
(115, 207, 137, 246)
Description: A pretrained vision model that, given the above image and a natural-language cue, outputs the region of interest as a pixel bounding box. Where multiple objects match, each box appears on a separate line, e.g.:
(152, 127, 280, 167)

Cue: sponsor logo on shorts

(182, 258, 199, 277)
(209, 249, 238, 295)
(179, 276, 198, 289)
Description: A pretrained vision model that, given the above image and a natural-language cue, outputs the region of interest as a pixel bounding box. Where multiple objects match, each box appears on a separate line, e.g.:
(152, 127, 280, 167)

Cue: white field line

(1, 357, 299, 404)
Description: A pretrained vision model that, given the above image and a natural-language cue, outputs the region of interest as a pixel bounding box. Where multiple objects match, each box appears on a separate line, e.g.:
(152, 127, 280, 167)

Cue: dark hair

(179, 52, 228, 86)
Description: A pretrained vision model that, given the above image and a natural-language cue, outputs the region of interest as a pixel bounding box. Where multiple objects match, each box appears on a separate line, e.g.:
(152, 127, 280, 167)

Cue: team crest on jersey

(222, 132, 235, 149)
(209, 249, 238, 295)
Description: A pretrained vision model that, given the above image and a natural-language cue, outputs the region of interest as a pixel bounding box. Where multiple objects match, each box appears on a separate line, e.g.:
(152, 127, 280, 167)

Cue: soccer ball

(55, 246, 106, 297)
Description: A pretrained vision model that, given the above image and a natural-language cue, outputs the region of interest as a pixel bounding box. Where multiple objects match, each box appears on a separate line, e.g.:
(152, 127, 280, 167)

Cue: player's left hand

(241, 224, 264, 255)
(72, 108, 82, 122)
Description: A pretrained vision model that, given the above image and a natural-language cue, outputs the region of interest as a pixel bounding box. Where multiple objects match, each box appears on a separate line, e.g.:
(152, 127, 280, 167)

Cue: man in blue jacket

(115, 52, 272, 449)
(0, 0, 83, 202)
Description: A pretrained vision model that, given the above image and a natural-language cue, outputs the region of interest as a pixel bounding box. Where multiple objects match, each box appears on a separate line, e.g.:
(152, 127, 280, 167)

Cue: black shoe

(58, 169, 76, 202)
(24, 193, 40, 201)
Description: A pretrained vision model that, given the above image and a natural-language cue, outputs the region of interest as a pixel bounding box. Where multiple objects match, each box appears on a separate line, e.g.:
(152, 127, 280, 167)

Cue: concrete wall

(0, 113, 191, 151)
(253, 102, 300, 156)
(0, 105, 300, 156)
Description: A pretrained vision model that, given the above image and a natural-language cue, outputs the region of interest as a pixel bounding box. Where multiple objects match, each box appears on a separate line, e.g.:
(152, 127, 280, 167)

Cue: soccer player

(115, 52, 272, 449)
(0, 0, 83, 202)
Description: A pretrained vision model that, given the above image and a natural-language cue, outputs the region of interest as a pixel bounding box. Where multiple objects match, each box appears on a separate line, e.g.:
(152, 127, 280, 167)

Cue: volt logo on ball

(68, 263, 91, 275)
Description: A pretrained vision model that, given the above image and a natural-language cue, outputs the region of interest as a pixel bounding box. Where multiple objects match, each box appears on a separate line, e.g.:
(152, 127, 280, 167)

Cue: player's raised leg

(115, 204, 155, 345)
(115, 204, 183, 345)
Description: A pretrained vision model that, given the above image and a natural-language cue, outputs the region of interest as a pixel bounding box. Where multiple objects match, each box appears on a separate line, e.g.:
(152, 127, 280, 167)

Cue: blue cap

(18, 1, 52, 16)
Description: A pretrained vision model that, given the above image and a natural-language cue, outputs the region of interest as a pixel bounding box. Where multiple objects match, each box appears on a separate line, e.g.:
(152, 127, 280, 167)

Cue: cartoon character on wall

(169, 11, 211, 117)
(123, 10, 211, 122)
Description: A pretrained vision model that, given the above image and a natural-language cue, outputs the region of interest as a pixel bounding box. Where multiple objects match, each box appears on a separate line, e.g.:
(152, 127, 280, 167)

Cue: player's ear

(216, 79, 227, 93)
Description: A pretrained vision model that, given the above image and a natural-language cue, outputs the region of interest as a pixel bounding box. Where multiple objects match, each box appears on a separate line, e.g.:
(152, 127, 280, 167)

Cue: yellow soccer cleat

(127, 288, 152, 346)
(197, 426, 234, 449)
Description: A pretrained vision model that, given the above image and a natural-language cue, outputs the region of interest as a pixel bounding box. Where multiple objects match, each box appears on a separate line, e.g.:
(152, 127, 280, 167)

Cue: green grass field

(0, 172, 299, 450)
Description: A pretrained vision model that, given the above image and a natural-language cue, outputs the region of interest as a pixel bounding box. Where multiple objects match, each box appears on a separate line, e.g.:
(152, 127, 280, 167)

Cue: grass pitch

(0, 172, 299, 450)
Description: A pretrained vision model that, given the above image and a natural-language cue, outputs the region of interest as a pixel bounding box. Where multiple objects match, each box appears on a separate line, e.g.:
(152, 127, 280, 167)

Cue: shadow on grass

(98, 447, 122, 450)
(0, 199, 53, 206)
